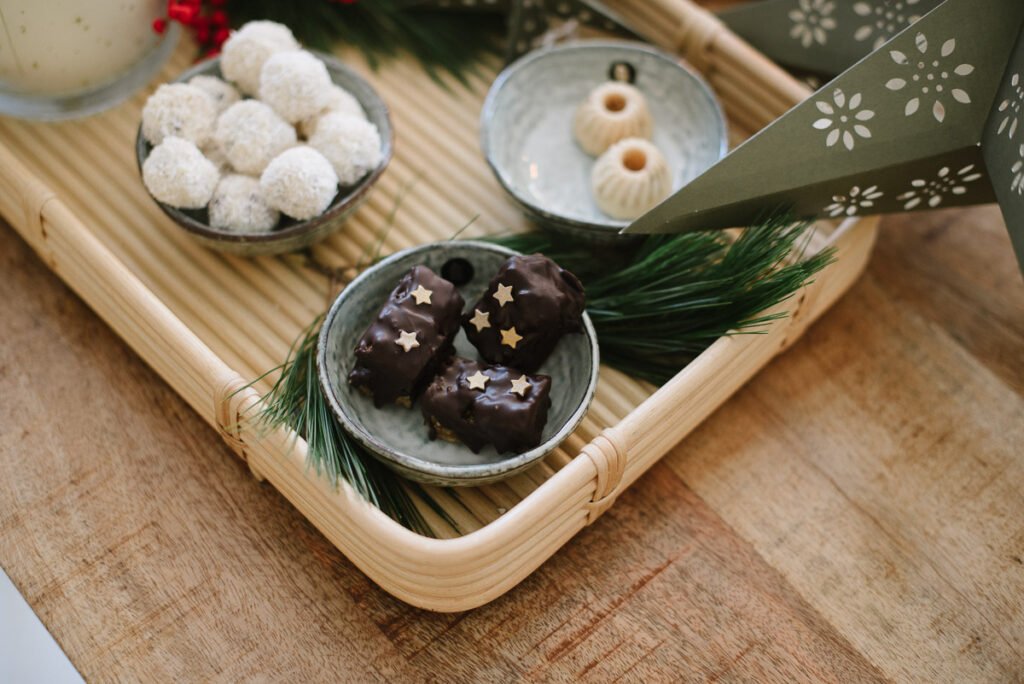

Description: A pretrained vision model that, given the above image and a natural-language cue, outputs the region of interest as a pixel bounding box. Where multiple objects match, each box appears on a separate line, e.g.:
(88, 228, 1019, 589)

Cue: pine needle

(491, 216, 834, 385)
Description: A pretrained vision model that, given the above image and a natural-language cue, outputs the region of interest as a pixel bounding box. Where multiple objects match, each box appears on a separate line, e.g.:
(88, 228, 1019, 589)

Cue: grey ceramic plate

(135, 50, 393, 257)
(317, 241, 600, 487)
(481, 40, 727, 243)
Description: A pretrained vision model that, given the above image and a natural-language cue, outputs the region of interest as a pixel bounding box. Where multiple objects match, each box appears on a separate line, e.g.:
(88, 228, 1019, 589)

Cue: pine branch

(246, 215, 831, 534)
(225, 0, 502, 85)
(491, 217, 834, 385)
(243, 315, 453, 537)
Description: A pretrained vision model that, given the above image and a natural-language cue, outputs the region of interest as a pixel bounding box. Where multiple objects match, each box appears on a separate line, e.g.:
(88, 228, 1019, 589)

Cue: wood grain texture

(2, 200, 1022, 681)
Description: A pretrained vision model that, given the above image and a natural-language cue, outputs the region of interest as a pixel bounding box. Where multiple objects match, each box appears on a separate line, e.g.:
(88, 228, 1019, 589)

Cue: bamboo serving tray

(0, 0, 878, 611)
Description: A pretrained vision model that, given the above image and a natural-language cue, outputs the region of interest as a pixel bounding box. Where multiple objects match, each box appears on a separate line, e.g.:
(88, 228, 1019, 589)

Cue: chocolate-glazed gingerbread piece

(421, 357, 552, 454)
(462, 254, 585, 372)
(349, 265, 465, 407)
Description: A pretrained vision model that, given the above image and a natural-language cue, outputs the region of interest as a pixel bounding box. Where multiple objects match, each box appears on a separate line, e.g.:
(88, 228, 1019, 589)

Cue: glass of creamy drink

(0, 0, 179, 120)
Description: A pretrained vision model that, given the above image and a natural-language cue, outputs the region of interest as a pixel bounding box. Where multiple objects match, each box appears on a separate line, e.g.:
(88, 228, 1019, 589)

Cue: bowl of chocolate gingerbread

(135, 20, 392, 257)
(317, 241, 599, 487)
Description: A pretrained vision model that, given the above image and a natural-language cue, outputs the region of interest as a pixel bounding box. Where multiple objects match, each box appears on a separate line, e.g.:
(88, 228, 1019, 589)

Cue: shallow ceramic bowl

(317, 241, 600, 487)
(135, 51, 393, 257)
(481, 40, 727, 243)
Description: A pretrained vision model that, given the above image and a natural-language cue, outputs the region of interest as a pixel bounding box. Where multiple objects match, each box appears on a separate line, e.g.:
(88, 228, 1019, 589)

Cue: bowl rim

(479, 39, 728, 235)
(315, 240, 601, 484)
(135, 49, 394, 246)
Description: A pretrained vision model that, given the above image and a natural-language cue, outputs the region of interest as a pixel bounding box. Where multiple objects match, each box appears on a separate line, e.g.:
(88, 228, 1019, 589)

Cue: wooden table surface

(1, 200, 1022, 682)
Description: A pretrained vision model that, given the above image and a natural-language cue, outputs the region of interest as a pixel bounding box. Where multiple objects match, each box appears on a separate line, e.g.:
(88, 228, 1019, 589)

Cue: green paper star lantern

(625, 0, 1024, 275)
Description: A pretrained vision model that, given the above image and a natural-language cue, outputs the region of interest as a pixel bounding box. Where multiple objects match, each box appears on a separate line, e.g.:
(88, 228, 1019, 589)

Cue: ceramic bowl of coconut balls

(136, 20, 393, 257)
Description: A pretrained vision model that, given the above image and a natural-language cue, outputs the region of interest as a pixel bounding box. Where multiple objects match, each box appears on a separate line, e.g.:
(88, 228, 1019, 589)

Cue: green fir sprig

(226, 0, 502, 85)
(490, 216, 834, 384)
(243, 315, 454, 537)
(247, 216, 832, 533)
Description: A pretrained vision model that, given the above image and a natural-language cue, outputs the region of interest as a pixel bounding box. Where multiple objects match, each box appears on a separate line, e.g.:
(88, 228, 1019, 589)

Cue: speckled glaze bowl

(317, 241, 600, 487)
(135, 51, 393, 257)
(481, 41, 727, 243)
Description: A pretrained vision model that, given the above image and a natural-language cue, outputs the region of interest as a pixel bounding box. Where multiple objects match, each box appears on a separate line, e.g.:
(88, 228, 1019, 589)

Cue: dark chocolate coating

(348, 265, 465, 407)
(462, 254, 585, 372)
(421, 357, 552, 454)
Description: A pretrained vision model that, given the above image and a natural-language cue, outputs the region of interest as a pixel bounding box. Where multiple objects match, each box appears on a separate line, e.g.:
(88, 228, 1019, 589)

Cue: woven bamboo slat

(0, 0, 879, 610)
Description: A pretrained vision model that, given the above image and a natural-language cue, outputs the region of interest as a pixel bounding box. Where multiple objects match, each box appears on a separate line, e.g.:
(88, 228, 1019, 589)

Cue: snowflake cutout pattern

(897, 164, 983, 209)
(813, 88, 875, 151)
(1012, 145, 1024, 195)
(853, 0, 923, 51)
(996, 73, 1023, 139)
(886, 32, 975, 123)
(789, 0, 837, 48)
(824, 185, 884, 217)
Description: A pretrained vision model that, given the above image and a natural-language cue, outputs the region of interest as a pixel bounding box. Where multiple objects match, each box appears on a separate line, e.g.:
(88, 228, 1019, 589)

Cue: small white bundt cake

(308, 112, 382, 186)
(188, 74, 241, 114)
(214, 100, 296, 175)
(142, 137, 220, 209)
(209, 174, 280, 232)
(591, 138, 672, 220)
(141, 83, 217, 147)
(260, 147, 339, 220)
(220, 20, 300, 95)
(259, 50, 332, 124)
(297, 84, 366, 138)
(573, 82, 653, 157)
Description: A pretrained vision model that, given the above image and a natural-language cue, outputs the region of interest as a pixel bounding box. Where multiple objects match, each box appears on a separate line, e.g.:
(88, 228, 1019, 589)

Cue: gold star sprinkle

(410, 285, 432, 306)
(510, 375, 531, 397)
(468, 309, 491, 332)
(500, 327, 523, 349)
(395, 330, 419, 353)
(493, 283, 514, 307)
(466, 370, 489, 391)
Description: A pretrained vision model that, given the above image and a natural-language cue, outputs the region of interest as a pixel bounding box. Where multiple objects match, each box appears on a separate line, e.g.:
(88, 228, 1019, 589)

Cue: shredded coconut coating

(214, 100, 297, 175)
(260, 147, 338, 220)
(141, 83, 217, 147)
(220, 21, 300, 95)
(258, 50, 332, 124)
(208, 174, 280, 232)
(309, 113, 383, 186)
(297, 84, 366, 138)
(201, 141, 232, 174)
(188, 74, 241, 114)
(142, 137, 220, 209)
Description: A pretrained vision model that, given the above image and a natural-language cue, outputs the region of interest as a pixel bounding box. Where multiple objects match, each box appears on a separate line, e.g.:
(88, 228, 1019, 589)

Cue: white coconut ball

(260, 147, 338, 220)
(214, 100, 297, 175)
(141, 83, 217, 146)
(142, 137, 219, 209)
(188, 74, 240, 114)
(308, 113, 383, 186)
(258, 50, 332, 124)
(220, 20, 300, 96)
(298, 84, 366, 138)
(209, 174, 280, 232)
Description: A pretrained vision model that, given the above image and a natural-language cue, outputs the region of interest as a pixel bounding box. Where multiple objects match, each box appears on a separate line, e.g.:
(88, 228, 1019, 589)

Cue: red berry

(210, 10, 228, 26)
(213, 27, 230, 46)
(168, 3, 198, 24)
(152, 17, 167, 34)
